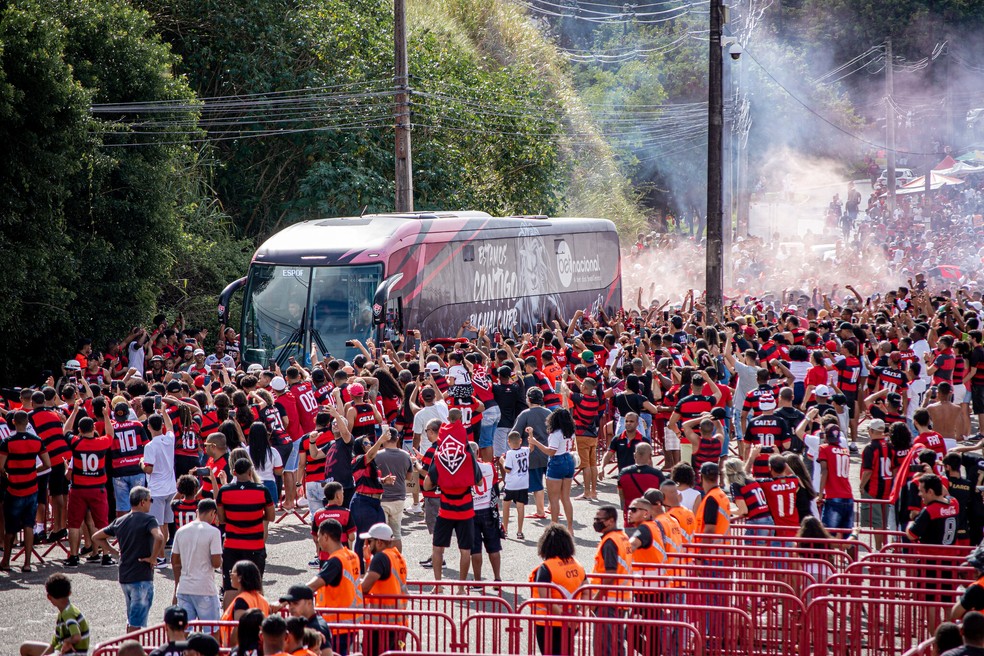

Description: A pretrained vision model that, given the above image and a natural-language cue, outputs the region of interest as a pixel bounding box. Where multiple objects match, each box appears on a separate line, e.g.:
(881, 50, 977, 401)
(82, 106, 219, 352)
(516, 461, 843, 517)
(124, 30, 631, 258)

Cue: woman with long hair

(228, 447, 262, 484)
(219, 418, 246, 453)
(229, 608, 264, 655)
(374, 367, 403, 426)
(231, 390, 254, 435)
(723, 457, 774, 537)
(796, 515, 837, 582)
(530, 525, 584, 655)
(220, 561, 270, 647)
(530, 408, 577, 534)
(246, 422, 282, 503)
(784, 452, 819, 520)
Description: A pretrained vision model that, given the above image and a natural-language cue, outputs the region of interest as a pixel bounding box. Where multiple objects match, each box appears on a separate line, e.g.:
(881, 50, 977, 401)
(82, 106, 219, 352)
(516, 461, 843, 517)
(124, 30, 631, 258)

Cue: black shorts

(843, 392, 858, 419)
(221, 546, 267, 591)
(470, 509, 502, 555)
(972, 385, 984, 416)
(49, 462, 69, 497)
(503, 488, 528, 505)
(36, 472, 50, 506)
(433, 516, 474, 550)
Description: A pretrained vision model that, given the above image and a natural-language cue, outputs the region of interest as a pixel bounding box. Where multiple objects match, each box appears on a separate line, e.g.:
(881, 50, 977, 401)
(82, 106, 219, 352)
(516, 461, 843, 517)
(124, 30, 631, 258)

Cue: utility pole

(394, 0, 414, 212)
(885, 38, 896, 217)
(705, 0, 725, 321)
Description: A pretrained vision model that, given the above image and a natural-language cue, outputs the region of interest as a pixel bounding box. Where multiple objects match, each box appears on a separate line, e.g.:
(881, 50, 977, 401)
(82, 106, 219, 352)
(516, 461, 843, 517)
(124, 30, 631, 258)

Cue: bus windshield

(241, 263, 382, 365)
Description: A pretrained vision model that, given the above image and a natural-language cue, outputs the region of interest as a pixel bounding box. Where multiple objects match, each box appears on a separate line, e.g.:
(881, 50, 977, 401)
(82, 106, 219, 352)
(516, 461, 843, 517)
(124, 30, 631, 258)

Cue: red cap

(193, 375, 205, 388)
(825, 340, 838, 352)
(743, 325, 756, 337)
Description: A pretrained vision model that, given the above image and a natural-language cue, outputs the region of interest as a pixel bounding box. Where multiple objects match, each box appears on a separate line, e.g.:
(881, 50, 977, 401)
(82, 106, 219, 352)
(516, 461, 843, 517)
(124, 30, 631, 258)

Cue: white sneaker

(406, 503, 423, 515)
(296, 497, 309, 508)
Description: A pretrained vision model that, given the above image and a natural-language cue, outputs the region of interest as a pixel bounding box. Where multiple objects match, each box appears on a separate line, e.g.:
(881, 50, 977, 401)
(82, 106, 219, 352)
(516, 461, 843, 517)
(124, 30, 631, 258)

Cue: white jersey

(472, 461, 495, 510)
(503, 447, 530, 491)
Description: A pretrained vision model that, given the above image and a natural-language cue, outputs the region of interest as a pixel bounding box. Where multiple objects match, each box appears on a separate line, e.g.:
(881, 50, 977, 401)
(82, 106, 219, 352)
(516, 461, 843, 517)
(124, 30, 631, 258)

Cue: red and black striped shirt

(570, 392, 602, 437)
(200, 454, 228, 497)
(352, 455, 384, 496)
(675, 394, 715, 426)
(835, 356, 863, 394)
(109, 420, 149, 477)
(532, 370, 561, 408)
(216, 481, 273, 550)
(0, 432, 45, 496)
(350, 404, 378, 439)
(171, 496, 200, 530)
(730, 480, 771, 520)
(312, 505, 354, 551)
(68, 434, 113, 489)
(876, 367, 908, 394)
(932, 349, 956, 384)
(29, 408, 70, 467)
(301, 431, 333, 484)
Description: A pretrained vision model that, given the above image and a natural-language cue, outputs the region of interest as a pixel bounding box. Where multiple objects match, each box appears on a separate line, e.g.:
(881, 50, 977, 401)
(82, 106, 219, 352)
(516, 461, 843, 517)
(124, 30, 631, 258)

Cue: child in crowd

(499, 431, 530, 540)
(20, 573, 89, 656)
(171, 474, 203, 531)
(311, 481, 355, 566)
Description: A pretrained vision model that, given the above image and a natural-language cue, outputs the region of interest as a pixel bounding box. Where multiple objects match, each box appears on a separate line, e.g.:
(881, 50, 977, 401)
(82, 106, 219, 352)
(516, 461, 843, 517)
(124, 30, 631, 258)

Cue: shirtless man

(924, 381, 970, 441)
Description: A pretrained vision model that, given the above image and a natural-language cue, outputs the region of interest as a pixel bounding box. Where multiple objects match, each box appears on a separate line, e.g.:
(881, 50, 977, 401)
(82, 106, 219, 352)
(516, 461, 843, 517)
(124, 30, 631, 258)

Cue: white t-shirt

(127, 340, 146, 376)
(680, 486, 702, 514)
(912, 340, 932, 380)
(448, 365, 471, 386)
(547, 429, 572, 457)
(412, 402, 449, 452)
(472, 461, 495, 510)
(171, 520, 222, 596)
(254, 448, 283, 482)
(503, 447, 530, 491)
(788, 361, 811, 384)
(907, 378, 928, 419)
(142, 431, 176, 497)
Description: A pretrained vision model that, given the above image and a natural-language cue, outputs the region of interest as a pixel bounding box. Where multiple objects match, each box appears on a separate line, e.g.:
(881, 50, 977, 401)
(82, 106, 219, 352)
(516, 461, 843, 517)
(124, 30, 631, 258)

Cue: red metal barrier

(574, 583, 804, 655)
(878, 542, 974, 557)
(361, 593, 512, 642)
(405, 579, 563, 608)
(805, 595, 952, 656)
(900, 638, 936, 656)
(460, 612, 705, 656)
(93, 621, 421, 656)
(631, 561, 819, 591)
(849, 552, 975, 582)
(588, 570, 803, 597)
(683, 539, 856, 571)
(336, 606, 460, 652)
(519, 598, 752, 655)
(822, 572, 967, 598)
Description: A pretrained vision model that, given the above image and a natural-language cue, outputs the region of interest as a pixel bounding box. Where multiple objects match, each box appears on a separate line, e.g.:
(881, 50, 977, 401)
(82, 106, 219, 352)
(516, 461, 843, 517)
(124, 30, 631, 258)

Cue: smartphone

(154, 394, 162, 410)
(268, 359, 277, 370)
(406, 330, 414, 339)
(288, 356, 296, 364)
(493, 331, 502, 344)
(344, 340, 355, 347)
(228, 409, 237, 420)
(663, 311, 670, 321)
(203, 375, 211, 386)
(69, 376, 77, 385)
(171, 372, 181, 381)
(374, 347, 381, 359)
(194, 467, 211, 477)
(535, 322, 543, 333)
(909, 463, 924, 473)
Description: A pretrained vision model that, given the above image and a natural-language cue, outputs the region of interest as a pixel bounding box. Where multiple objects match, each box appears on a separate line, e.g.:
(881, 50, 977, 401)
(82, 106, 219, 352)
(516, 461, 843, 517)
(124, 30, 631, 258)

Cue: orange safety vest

(219, 590, 270, 646)
(695, 486, 731, 538)
(530, 557, 586, 626)
(655, 514, 684, 554)
(593, 530, 632, 600)
(631, 519, 668, 564)
(315, 547, 363, 632)
(364, 547, 408, 624)
(667, 506, 696, 543)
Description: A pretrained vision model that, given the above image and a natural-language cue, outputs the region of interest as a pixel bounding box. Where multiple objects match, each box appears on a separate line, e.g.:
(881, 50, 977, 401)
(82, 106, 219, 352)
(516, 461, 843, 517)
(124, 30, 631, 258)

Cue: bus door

(372, 273, 405, 344)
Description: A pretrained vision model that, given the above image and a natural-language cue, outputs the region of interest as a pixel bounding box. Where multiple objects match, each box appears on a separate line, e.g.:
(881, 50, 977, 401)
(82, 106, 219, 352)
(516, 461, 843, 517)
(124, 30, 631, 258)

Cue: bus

(218, 211, 622, 366)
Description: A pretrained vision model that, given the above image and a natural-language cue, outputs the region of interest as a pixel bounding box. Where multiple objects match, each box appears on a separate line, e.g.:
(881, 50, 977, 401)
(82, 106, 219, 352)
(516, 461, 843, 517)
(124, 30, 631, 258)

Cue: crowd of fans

(5, 268, 984, 654)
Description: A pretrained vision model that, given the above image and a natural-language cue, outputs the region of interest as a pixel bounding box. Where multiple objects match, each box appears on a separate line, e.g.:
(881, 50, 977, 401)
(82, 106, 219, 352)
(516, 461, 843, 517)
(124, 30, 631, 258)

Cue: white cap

(246, 363, 263, 374)
(426, 362, 441, 373)
(359, 523, 394, 541)
(270, 376, 287, 392)
(65, 359, 81, 370)
(814, 385, 833, 398)
(193, 349, 205, 356)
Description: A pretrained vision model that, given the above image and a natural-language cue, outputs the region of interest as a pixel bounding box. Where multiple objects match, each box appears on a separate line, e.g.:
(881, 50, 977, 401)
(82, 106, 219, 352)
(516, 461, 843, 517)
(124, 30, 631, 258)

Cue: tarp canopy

(935, 161, 984, 176)
(934, 155, 958, 170)
(958, 150, 984, 163)
(883, 171, 965, 196)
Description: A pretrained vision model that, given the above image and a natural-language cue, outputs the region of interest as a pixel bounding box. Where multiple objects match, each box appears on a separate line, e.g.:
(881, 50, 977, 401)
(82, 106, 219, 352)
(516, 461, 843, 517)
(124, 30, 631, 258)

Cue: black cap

(166, 381, 182, 393)
(279, 584, 315, 602)
(163, 605, 188, 629)
(174, 633, 220, 656)
(838, 322, 853, 331)
(699, 462, 719, 478)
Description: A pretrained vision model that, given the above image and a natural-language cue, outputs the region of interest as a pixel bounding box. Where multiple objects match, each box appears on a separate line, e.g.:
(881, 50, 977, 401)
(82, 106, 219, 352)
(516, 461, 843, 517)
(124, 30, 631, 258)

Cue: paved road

(0, 441, 877, 653)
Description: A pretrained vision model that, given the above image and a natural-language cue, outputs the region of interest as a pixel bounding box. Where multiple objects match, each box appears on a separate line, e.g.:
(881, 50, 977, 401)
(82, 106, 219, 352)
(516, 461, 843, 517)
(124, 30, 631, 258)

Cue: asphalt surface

(0, 439, 876, 653)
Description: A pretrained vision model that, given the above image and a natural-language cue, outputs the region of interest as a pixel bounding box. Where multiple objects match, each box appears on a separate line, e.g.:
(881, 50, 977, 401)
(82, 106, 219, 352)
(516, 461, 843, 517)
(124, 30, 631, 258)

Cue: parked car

(877, 168, 915, 187)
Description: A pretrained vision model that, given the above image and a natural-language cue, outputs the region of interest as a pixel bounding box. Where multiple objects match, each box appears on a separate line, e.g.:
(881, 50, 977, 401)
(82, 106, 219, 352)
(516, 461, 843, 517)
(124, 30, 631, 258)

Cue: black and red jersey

(532, 370, 561, 408)
(570, 392, 602, 436)
(907, 497, 960, 546)
(28, 408, 70, 467)
(971, 346, 984, 386)
(301, 430, 333, 484)
(198, 409, 220, 437)
(745, 414, 791, 477)
(931, 349, 956, 385)
(171, 496, 200, 530)
(835, 357, 863, 394)
(315, 382, 336, 407)
(730, 480, 771, 520)
(313, 505, 354, 552)
(451, 396, 483, 442)
(174, 423, 201, 459)
(258, 404, 289, 446)
(675, 394, 715, 427)
(693, 435, 722, 471)
(742, 385, 779, 415)
(861, 439, 894, 499)
(758, 340, 780, 364)
(109, 420, 149, 477)
(352, 454, 384, 496)
(216, 481, 274, 550)
(0, 432, 45, 496)
(200, 454, 229, 498)
(68, 434, 113, 489)
(876, 367, 908, 394)
(350, 403, 378, 439)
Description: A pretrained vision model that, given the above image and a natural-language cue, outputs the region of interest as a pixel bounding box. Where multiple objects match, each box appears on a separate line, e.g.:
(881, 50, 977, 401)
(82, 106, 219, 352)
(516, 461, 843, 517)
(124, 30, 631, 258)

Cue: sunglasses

(628, 507, 644, 512)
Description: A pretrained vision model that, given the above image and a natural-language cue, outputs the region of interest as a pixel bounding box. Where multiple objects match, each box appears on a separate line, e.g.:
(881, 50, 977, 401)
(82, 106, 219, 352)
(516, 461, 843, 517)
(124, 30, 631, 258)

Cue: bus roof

(252, 212, 617, 266)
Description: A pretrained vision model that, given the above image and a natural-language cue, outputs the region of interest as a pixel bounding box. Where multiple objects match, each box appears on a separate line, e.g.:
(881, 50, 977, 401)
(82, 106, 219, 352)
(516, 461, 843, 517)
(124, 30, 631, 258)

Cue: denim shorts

(113, 473, 147, 511)
(545, 453, 575, 480)
(283, 439, 302, 472)
(122, 580, 155, 627)
(821, 497, 855, 532)
(176, 592, 222, 623)
(479, 406, 501, 449)
(528, 467, 546, 493)
(3, 492, 38, 530)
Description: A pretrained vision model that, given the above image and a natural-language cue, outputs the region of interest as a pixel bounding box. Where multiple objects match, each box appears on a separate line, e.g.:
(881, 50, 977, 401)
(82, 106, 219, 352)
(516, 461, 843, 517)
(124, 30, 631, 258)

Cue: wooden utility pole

(394, 0, 414, 212)
(885, 38, 896, 216)
(705, 0, 724, 321)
